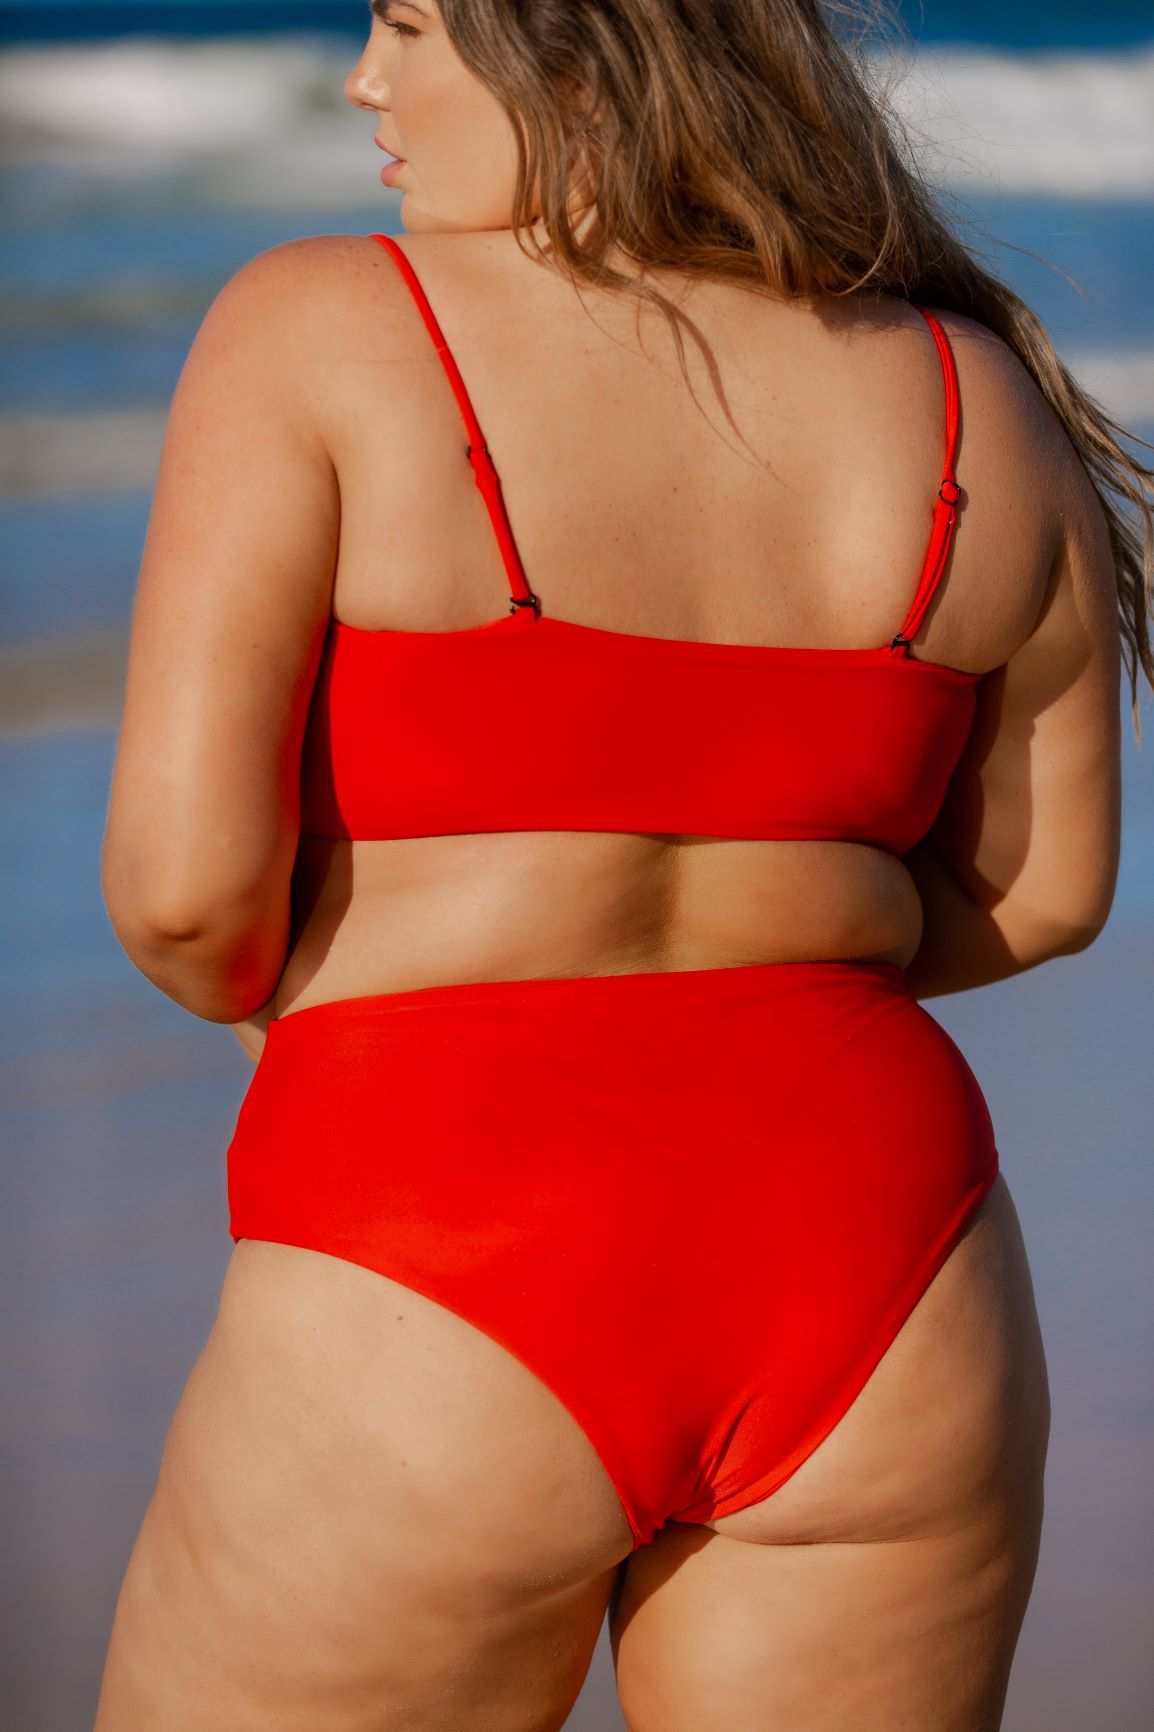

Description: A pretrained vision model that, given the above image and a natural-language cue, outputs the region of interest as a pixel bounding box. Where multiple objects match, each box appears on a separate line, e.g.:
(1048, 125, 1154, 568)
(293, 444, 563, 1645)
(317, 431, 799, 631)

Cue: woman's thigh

(610, 1171, 1051, 1731)
(93, 1240, 633, 1732)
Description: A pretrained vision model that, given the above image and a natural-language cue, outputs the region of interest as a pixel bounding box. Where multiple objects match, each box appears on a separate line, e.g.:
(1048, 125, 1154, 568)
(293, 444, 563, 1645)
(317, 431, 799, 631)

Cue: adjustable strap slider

(938, 477, 962, 506)
(889, 632, 910, 653)
(466, 441, 496, 472)
(509, 591, 542, 618)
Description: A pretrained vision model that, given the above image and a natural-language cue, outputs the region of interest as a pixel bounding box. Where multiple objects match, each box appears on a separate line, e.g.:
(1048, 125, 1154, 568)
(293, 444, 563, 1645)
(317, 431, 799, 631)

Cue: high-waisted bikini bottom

(225, 958, 999, 1551)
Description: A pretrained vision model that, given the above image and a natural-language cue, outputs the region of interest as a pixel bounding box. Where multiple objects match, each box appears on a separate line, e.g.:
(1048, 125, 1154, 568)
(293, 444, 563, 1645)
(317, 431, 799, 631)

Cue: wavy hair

(437, 0, 1154, 732)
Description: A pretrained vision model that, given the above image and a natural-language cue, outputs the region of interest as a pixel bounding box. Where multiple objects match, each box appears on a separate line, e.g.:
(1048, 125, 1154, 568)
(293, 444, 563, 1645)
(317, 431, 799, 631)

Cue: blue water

(3, 0, 1153, 48)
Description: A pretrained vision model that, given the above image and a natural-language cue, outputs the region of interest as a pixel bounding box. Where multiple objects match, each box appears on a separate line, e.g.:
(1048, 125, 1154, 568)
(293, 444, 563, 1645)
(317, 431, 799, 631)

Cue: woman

(96, 2, 1150, 1727)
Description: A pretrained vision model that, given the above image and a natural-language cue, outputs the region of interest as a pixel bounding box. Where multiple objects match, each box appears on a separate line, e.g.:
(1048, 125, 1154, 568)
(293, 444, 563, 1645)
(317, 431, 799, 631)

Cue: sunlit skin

(95, 0, 1120, 1725)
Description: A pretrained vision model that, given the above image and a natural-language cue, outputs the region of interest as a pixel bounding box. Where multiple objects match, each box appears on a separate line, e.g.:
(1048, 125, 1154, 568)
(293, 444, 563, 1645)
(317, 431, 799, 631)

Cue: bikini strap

(369, 233, 541, 617)
(888, 303, 962, 656)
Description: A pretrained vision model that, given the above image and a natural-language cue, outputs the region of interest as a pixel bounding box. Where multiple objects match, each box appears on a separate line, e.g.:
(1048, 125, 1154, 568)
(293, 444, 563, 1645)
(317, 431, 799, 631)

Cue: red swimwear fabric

(300, 232, 976, 853)
(227, 961, 999, 1550)
(225, 233, 1002, 1554)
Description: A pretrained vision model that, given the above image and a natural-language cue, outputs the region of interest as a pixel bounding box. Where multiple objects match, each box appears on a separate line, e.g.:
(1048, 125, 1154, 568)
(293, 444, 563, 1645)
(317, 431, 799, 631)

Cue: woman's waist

(236, 948, 994, 1180)
(274, 869, 920, 1024)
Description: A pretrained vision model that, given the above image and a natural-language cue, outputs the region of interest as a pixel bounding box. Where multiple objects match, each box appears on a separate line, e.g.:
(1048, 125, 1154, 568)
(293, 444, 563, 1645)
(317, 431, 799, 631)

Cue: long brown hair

(437, 0, 1154, 733)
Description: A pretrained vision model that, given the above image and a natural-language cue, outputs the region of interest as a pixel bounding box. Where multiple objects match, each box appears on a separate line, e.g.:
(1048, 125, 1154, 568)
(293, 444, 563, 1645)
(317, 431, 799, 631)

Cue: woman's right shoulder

(907, 302, 1112, 599)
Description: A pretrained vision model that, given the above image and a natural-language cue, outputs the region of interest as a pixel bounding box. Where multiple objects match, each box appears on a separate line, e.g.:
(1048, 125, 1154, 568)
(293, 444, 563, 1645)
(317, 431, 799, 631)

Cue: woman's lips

(375, 138, 407, 185)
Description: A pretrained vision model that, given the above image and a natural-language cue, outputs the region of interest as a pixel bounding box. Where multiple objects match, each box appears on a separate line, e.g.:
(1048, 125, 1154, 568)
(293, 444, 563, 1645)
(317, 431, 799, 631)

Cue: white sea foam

(1065, 348, 1154, 428)
(0, 36, 1150, 206)
(877, 42, 1154, 199)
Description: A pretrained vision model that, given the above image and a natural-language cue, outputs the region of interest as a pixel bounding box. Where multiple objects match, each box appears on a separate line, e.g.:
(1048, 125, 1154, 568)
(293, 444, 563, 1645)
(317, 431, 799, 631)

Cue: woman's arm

(899, 430, 1123, 1000)
(101, 238, 351, 1024)
(898, 826, 1100, 1001)
(231, 999, 277, 1063)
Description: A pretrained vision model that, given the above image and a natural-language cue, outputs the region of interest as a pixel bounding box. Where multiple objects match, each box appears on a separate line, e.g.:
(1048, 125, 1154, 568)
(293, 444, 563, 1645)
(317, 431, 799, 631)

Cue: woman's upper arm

(930, 427, 1124, 956)
(103, 237, 344, 939)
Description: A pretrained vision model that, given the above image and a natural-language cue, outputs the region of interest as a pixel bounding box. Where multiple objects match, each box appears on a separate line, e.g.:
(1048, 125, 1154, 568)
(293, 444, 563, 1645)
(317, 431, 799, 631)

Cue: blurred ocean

(1, 5, 1152, 1730)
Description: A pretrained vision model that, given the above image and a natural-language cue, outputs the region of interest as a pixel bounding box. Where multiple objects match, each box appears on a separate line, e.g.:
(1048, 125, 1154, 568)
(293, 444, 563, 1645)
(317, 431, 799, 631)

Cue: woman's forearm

(230, 999, 276, 1062)
(897, 833, 1099, 1000)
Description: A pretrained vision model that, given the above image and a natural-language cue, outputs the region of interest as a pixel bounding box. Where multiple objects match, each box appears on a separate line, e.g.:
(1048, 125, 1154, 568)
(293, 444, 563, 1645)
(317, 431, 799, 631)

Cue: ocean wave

(0, 37, 1150, 205)
(879, 43, 1154, 199)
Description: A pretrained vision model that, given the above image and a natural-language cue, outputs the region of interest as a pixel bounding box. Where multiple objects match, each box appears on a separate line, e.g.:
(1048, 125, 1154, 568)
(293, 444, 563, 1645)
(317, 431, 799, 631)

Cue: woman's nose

(344, 56, 389, 113)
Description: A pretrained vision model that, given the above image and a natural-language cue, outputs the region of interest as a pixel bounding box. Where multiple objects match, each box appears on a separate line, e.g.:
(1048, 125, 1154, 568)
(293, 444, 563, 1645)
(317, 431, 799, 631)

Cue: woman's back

(272, 226, 1058, 1018)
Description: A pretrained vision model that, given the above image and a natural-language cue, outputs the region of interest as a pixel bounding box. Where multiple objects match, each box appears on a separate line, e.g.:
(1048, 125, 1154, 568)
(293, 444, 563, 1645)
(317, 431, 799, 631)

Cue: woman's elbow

(105, 894, 233, 951)
(1048, 850, 1120, 956)
(1007, 884, 1116, 964)
(106, 915, 287, 1024)
(1050, 904, 1114, 956)
(102, 862, 291, 1023)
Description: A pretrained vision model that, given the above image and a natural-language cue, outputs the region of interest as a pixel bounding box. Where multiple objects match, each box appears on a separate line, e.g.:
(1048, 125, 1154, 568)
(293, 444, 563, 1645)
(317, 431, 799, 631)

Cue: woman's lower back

(274, 830, 927, 1016)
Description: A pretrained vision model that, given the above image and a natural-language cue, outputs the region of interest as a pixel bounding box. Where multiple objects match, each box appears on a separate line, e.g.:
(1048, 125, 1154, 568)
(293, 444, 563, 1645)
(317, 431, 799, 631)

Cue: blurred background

(1, 3, 1152, 1727)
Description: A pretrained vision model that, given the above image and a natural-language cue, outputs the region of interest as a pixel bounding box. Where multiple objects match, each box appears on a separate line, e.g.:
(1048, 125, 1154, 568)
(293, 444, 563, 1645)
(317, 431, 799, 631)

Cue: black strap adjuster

(509, 592, 542, 617)
(938, 478, 962, 506)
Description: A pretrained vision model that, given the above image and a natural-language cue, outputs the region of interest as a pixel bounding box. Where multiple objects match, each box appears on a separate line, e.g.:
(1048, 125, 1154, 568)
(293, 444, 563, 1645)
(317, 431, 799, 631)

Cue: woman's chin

(393, 208, 447, 235)
(393, 203, 456, 234)
(390, 197, 517, 236)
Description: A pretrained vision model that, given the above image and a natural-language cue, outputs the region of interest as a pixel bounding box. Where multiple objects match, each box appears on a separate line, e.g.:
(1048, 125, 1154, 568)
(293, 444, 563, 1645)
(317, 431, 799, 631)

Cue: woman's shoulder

(212, 229, 528, 363)
(208, 232, 420, 341)
(901, 298, 1080, 477)
(914, 302, 1107, 556)
(862, 293, 1084, 533)
(232, 228, 521, 290)
(841, 293, 1052, 426)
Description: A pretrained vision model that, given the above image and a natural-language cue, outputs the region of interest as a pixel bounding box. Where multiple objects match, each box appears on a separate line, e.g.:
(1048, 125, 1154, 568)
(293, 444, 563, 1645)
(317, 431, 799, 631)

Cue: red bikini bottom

(225, 958, 999, 1551)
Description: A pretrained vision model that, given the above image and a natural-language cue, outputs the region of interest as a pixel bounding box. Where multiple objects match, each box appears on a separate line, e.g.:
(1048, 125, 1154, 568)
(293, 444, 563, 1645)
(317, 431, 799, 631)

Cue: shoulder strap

(369, 233, 540, 617)
(889, 303, 962, 654)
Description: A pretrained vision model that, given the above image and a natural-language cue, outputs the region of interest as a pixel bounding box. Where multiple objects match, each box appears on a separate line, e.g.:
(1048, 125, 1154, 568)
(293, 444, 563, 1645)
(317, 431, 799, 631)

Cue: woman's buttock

(271, 831, 923, 1018)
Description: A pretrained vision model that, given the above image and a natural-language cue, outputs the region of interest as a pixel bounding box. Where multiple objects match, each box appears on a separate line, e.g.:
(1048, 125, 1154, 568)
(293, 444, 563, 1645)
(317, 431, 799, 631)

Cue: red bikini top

(300, 231, 978, 855)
